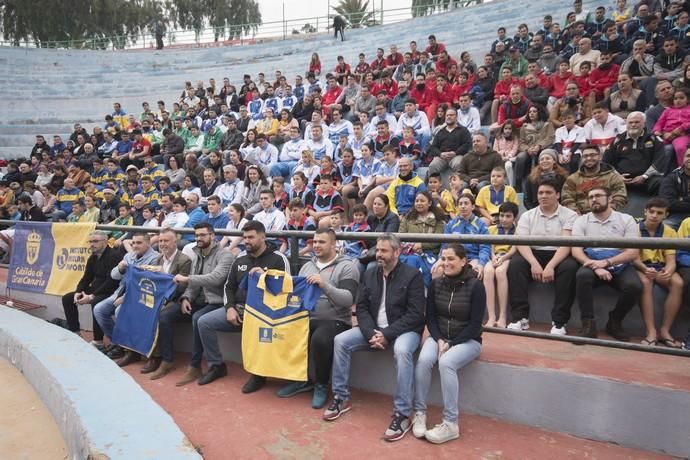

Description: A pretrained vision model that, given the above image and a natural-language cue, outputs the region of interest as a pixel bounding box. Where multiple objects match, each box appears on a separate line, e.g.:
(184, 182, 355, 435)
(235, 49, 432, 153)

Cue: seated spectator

(483, 202, 519, 327)
(241, 165, 269, 216)
(523, 74, 549, 108)
(412, 243, 484, 444)
(384, 157, 426, 216)
(571, 186, 642, 341)
(475, 167, 519, 225)
(604, 111, 670, 195)
(660, 147, 690, 228)
(646, 79, 675, 133)
(458, 133, 504, 194)
(280, 198, 316, 256)
(583, 101, 627, 152)
(628, 15, 664, 56)
(395, 99, 431, 149)
(491, 67, 522, 123)
(426, 108, 473, 176)
(514, 104, 556, 191)
(652, 88, 690, 167)
(492, 120, 519, 186)
(587, 51, 620, 103)
(253, 188, 287, 242)
(398, 191, 445, 286)
(569, 38, 601, 76)
(634, 198, 684, 347)
(161, 197, 189, 229)
(342, 204, 371, 260)
(492, 85, 532, 134)
(553, 111, 586, 173)
(620, 39, 656, 100)
(606, 73, 645, 120)
(362, 145, 399, 210)
(653, 37, 689, 83)
(562, 143, 627, 214)
(53, 178, 85, 221)
(324, 233, 424, 443)
(309, 173, 345, 228)
(398, 127, 422, 168)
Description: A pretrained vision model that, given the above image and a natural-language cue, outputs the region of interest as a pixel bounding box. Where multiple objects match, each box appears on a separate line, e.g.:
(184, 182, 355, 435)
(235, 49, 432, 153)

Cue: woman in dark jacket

(412, 244, 485, 444)
(360, 195, 400, 269)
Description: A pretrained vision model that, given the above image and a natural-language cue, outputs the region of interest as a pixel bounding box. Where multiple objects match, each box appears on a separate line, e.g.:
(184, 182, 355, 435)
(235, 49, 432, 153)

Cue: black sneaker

(48, 318, 70, 330)
(580, 318, 597, 338)
(241, 374, 266, 394)
(107, 345, 124, 360)
(198, 363, 228, 385)
(383, 413, 412, 442)
(606, 318, 630, 342)
(323, 398, 352, 421)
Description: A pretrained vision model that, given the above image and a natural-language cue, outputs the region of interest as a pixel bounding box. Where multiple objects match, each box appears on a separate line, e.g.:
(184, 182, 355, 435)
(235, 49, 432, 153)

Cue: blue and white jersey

(327, 120, 355, 145)
(352, 157, 382, 188)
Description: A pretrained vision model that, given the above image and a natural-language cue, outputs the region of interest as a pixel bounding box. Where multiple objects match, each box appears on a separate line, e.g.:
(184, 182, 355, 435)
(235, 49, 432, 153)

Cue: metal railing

(2, 219, 689, 356)
(0, 0, 481, 51)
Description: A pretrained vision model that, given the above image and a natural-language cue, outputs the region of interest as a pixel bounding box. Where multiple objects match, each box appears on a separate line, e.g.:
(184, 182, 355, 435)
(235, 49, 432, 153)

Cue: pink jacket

(653, 106, 690, 135)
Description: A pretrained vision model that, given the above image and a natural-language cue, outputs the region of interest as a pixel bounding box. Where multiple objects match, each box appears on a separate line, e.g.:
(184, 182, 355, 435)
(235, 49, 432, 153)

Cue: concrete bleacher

(0, 0, 602, 159)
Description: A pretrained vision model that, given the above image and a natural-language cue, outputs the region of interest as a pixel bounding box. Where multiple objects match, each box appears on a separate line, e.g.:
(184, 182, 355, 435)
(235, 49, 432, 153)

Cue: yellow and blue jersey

(385, 172, 426, 216)
(488, 224, 515, 255)
(639, 221, 676, 266)
(475, 185, 519, 216)
(240, 270, 321, 381)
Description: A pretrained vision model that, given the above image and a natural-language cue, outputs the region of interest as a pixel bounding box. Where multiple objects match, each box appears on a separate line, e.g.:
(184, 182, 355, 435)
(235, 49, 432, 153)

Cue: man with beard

(194, 221, 289, 389)
(571, 186, 641, 340)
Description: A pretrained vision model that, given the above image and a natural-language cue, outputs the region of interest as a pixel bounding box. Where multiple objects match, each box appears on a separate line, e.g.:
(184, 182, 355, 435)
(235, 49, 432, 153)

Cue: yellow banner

(44, 223, 96, 295)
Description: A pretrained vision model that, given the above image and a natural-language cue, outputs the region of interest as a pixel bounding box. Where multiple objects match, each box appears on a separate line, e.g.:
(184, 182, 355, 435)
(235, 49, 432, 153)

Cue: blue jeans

(198, 307, 241, 366)
(414, 337, 481, 423)
(331, 327, 420, 416)
(93, 291, 119, 339)
(270, 161, 298, 179)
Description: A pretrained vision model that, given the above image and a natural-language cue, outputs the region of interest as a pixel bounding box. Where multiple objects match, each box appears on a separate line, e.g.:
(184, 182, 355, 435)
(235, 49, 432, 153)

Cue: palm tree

(411, 0, 472, 17)
(332, 0, 375, 29)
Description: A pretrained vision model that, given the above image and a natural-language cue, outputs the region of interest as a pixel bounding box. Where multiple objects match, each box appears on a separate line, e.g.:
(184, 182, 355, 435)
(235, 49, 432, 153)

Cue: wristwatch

(642, 174, 649, 181)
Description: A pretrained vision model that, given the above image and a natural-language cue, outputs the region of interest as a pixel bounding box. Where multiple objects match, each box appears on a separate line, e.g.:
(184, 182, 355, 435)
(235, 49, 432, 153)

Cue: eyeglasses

(194, 233, 212, 239)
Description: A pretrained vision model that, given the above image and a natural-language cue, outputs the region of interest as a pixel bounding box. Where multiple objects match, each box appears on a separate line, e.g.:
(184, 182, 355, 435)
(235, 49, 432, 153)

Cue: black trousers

(62, 291, 106, 341)
(575, 265, 642, 321)
(309, 319, 350, 384)
(508, 251, 578, 325)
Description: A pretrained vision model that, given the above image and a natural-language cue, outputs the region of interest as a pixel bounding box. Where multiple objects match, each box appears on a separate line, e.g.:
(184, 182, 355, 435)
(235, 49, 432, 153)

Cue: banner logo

(26, 230, 41, 265)
(139, 278, 156, 308)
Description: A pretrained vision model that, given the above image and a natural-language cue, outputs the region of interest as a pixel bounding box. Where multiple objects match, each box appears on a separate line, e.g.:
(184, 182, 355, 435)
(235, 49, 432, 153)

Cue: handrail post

(289, 236, 300, 274)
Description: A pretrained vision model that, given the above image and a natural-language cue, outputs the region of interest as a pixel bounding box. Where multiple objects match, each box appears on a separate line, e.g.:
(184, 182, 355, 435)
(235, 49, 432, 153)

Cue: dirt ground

(0, 357, 68, 459)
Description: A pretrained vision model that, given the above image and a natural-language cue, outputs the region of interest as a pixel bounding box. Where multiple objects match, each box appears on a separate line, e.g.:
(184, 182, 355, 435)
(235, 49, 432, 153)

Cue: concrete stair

(0, 0, 602, 159)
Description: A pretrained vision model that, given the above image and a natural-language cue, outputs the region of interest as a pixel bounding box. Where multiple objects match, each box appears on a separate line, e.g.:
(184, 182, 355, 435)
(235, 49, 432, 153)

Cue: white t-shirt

(377, 275, 389, 329)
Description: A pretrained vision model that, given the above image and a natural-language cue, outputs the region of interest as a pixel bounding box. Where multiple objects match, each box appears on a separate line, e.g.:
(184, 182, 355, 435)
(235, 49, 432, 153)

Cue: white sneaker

(424, 420, 459, 444)
(550, 323, 567, 336)
(412, 411, 427, 438)
(507, 318, 529, 331)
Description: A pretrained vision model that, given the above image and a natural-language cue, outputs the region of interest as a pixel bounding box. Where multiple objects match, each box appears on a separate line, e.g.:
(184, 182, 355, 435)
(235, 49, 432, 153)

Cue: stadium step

(3, 268, 688, 458)
(0, 0, 603, 158)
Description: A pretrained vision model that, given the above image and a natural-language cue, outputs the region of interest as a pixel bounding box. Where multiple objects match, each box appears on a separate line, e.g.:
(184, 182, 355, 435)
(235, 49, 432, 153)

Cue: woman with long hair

(398, 191, 446, 286)
(516, 104, 555, 192)
(413, 244, 485, 444)
(242, 165, 269, 216)
(607, 72, 644, 119)
(240, 128, 260, 162)
(220, 203, 249, 255)
(523, 149, 568, 209)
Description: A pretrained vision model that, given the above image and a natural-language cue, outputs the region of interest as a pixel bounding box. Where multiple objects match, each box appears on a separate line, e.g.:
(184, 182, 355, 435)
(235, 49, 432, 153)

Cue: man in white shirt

(583, 102, 626, 152)
(571, 186, 641, 341)
(253, 189, 287, 245)
(272, 126, 306, 178)
(569, 37, 601, 76)
(216, 165, 244, 207)
(395, 99, 431, 148)
(507, 178, 579, 335)
(456, 94, 481, 134)
(305, 125, 335, 161)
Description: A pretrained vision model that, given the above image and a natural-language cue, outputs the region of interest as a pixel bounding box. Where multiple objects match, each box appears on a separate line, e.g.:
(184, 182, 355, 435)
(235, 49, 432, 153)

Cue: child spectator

(553, 111, 586, 173)
(483, 201, 518, 328)
(109, 203, 134, 247)
(492, 120, 519, 186)
(634, 198, 684, 348)
(271, 177, 289, 211)
(363, 144, 399, 209)
(309, 173, 345, 228)
(288, 171, 314, 209)
(398, 126, 422, 168)
(280, 198, 316, 256)
(425, 172, 448, 217)
(336, 148, 357, 220)
(314, 155, 342, 188)
(342, 204, 371, 259)
(352, 142, 382, 202)
(438, 172, 464, 219)
(475, 167, 519, 225)
(293, 149, 321, 186)
(253, 189, 287, 244)
(329, 212, 347, 254)
(67, 200, 86, 223)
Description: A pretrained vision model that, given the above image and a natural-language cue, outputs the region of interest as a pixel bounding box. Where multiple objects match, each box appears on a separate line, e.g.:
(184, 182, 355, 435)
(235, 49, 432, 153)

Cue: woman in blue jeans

(413, 244, 485, 444)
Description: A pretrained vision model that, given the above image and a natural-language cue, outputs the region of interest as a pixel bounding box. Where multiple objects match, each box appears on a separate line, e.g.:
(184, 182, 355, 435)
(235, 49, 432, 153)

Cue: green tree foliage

(332, 0, 376, 29)
(411, 0, 475, 17)
(0, 0, 262, 47)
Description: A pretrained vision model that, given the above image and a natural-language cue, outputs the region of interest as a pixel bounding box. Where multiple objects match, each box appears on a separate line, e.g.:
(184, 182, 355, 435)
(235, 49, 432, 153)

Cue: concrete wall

(0, 305, 201, 460)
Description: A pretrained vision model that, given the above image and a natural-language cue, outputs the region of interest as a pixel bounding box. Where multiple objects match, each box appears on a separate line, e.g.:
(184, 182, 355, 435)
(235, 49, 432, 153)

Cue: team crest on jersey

(287, 295, 302, 308)
(259, 327, 273, 343)
(139, 278, 156, 308)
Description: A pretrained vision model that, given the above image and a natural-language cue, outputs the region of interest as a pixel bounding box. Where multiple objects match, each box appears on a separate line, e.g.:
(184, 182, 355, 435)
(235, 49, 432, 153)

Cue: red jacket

(386, 53, 404, 67)
(371, 80, 399, 99)
(549, 71, 573, 98)
(497, 96, 532, 128)
(323, 85, 343, 106)
(429, 83, 455, 105)
(588, 64, 620, 95)
(494, 77, 523, 100)
(435, 58, 458, 76)
(410, 86, 434, 111)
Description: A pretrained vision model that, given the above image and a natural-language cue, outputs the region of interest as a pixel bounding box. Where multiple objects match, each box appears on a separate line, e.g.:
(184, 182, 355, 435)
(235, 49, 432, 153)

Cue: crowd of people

(2, 0, 690, 443)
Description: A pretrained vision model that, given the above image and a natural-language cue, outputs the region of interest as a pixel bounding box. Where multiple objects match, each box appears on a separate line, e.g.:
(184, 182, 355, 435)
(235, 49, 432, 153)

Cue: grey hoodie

(298, 255, 359, 324)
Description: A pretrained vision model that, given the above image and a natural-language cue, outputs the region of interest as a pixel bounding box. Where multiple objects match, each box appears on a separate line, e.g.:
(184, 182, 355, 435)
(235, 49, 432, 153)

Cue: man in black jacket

(157, 128, 185, 166)
(660, 147, 690, 229)
(323, 233, 425, 442)
(426, 108, 473, 177)
(60, 231, 123, 347)
(17, 195, 45, 222)
(195, 220, 290, 388)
